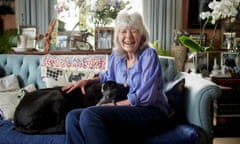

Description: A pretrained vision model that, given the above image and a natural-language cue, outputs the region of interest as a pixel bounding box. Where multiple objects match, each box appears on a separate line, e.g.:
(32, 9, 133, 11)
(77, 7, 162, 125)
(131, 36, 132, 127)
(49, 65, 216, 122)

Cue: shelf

(8, 50, 112, 55)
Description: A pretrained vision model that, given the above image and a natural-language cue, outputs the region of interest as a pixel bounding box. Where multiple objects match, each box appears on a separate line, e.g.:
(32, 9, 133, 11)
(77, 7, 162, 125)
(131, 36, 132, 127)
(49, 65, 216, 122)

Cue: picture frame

(186, 0, 217, 29)
(221, 32, 236, 50)
(95, 27, 114, 51)
(234, 37, 240, 49)
(55, 35, 69, 50)
(207, 51, 221, 72)
(20, 26, 38, 49)
(221, 52, 239, 67)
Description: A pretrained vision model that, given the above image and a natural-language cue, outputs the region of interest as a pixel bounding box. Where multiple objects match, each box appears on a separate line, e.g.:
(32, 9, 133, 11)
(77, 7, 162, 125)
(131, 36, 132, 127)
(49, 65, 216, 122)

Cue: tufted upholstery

(0, 54, 221, 144)
(0, 54, 45, 89)
(158, 55, 179, 82)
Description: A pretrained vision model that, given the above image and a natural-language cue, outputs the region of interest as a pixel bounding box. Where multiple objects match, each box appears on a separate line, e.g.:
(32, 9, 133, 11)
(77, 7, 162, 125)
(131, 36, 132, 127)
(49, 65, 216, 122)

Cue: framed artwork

(187, 0, 217, 29)
(20, 26, 38, 49)
(221, 52, 239, 67)
(95, 27, 114, 51)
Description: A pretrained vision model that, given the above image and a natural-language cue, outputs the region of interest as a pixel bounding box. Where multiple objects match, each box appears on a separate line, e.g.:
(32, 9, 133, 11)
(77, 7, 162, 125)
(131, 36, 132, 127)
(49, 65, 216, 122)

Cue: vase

(193, 52, 208, 77)
(170, 45, 187, 71)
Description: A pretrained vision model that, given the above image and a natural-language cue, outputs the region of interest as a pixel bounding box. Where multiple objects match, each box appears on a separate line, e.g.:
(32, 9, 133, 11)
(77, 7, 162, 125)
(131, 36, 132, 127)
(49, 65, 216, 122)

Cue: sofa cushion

(145, 124, 199, 144)
(164, 77, 186, 123)
(0, 84, 37, 120)
(42, 67, 99, 88)
(0, 74, 20, 92)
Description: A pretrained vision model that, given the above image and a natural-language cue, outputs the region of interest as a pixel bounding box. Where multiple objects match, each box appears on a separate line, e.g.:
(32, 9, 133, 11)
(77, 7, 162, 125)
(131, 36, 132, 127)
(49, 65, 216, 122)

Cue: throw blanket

(40, 54, 108, 87)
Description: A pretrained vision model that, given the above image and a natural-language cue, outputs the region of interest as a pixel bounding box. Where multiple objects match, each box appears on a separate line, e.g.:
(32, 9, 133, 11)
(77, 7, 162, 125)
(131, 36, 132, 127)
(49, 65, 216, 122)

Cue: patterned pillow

(0, 74, 20, 92)
(0, 84, 37, 120)
(43, 67, 100, 88)
(164, 77, 186, 124)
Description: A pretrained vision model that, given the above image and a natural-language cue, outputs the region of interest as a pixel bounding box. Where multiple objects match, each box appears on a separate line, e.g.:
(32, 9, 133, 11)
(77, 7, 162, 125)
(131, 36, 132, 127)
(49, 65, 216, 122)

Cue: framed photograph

(95, 27, 114, 51)
(221, 32, 236, 50)
(221, 52, 239, 67)
(207, 51, 221, 72)
(20, 26, 38, 49)
(234, 37, 240, 49)
(55, 35, 68, 50)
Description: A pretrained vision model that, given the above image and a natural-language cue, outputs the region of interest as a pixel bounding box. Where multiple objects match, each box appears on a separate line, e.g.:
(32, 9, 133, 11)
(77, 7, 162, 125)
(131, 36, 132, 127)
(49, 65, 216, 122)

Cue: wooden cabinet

(210, 76, 240, 137)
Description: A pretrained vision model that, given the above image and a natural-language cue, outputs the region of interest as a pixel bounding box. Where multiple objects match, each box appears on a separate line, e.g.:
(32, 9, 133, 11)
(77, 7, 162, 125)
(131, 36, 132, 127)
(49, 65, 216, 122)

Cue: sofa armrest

(179, 72, 221, 143)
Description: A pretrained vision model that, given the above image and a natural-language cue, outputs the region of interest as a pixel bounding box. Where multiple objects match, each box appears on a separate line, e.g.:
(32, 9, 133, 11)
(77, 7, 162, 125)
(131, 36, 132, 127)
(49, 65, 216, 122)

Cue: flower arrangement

(87, 0, 131, 26)
(180, 0, 240, 52)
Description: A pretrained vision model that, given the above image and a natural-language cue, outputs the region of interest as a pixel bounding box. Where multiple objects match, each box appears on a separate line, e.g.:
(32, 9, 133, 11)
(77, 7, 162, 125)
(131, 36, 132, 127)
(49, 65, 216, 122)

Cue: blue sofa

(0, 54, 221, 144)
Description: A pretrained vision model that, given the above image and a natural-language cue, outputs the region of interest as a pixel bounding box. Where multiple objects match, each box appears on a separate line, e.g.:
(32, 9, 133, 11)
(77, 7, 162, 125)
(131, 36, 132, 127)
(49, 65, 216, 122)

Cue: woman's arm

(62, 77, 100, 94)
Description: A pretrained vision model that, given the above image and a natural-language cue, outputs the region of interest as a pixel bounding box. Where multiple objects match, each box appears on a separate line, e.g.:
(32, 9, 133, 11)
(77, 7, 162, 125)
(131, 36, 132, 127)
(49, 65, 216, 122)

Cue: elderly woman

(62, 11, 170, 144)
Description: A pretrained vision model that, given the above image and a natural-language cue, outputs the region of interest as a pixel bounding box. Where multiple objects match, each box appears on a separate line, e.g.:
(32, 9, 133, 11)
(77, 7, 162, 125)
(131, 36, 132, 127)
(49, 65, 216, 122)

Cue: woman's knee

(79, 106, 103, 126)
(66, 109, 82, 125)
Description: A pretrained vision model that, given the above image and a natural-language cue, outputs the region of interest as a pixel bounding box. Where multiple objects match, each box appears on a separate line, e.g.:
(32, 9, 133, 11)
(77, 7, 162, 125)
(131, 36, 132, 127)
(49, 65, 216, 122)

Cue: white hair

(113, 11, 150, 58)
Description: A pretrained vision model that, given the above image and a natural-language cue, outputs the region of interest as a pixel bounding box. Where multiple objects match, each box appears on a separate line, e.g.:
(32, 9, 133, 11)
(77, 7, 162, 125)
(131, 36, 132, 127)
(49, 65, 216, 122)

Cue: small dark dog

(14, 81, 129, 134)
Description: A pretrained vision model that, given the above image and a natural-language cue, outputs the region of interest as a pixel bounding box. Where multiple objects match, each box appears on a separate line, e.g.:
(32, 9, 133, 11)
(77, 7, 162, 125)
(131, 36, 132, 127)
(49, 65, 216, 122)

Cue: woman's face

(118, 28, 142, 53)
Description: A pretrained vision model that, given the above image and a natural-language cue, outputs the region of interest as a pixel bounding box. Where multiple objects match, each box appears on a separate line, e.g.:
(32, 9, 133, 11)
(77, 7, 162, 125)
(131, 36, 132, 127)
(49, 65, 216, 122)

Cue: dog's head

(97, 81, 129, 105)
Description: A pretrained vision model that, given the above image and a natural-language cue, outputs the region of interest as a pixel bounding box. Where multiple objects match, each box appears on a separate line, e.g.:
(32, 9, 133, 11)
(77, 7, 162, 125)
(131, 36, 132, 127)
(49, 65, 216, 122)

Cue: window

(55, 0, 143, 31)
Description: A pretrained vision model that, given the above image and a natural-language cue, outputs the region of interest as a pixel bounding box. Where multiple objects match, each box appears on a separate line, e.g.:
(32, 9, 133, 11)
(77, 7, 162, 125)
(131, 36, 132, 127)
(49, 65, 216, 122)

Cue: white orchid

(198, 0, 240, 50)
(200, 0, 240, 24)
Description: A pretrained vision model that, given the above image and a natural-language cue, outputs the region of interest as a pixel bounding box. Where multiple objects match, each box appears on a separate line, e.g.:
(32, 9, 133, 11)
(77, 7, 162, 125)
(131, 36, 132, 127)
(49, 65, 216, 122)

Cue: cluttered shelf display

(207, 50, 240, 137)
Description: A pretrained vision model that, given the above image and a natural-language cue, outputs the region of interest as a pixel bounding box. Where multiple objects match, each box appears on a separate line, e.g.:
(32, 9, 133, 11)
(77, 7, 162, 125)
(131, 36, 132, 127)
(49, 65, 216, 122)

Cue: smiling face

(113, 11, 150, 58)
(118, 28, 142, 53)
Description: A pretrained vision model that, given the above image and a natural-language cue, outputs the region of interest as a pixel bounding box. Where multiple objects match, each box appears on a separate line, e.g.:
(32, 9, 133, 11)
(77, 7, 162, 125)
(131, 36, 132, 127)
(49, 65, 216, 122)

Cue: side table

(209, 75, 240, 138)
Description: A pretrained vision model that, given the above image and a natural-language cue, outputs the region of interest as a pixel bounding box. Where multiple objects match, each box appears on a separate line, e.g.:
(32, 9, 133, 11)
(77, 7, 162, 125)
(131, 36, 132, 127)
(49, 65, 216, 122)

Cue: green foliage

(179, 35, 205, 52)
(0, 29, 18, 53)
(152, 40, 172, 56)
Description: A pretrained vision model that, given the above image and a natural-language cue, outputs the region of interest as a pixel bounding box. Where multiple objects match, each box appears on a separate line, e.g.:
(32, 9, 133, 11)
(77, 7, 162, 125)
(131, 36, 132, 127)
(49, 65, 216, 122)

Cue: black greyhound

(14, 81, 129, 134)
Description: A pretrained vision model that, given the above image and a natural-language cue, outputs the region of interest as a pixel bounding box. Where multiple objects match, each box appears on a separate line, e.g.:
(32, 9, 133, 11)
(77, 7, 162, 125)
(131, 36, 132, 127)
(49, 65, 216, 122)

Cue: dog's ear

(103, 81, 117, 91)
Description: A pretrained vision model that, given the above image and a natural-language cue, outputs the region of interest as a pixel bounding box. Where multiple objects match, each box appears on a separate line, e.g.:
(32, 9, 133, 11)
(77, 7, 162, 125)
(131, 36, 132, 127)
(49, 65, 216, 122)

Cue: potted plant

(0, 29, 18, 53)
(152, 40, 172, 56)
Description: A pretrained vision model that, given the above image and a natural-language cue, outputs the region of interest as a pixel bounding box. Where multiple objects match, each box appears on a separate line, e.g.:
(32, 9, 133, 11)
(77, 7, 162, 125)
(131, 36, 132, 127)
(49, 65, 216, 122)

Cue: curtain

(17, 0, 54, 34)
(143, 0, 177, 51)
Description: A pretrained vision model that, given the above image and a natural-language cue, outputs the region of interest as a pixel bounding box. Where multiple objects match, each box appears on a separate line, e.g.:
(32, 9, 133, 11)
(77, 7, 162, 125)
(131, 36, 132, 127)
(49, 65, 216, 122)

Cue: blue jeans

(65, 106, 168, 144)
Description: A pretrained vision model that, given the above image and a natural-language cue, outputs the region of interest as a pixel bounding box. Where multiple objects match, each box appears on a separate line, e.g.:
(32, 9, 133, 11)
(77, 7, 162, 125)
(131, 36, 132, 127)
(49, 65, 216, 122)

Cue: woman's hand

(99, 102, 115, 106)
(61, 79, 88, 94)
(98, 99, 131, 106)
